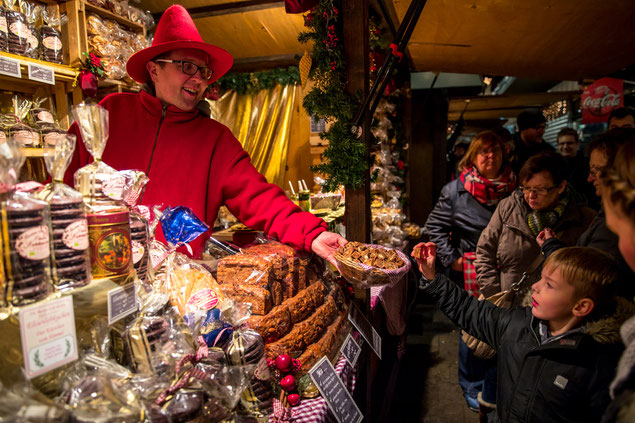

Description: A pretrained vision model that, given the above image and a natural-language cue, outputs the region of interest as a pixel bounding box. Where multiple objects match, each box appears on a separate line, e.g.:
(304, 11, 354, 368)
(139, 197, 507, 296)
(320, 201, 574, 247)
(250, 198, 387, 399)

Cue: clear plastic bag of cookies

(86, 13, 107, 36)
(40, 5, 67, 64)
(0, 6, 9, 52)
(0, 138, 53, 307)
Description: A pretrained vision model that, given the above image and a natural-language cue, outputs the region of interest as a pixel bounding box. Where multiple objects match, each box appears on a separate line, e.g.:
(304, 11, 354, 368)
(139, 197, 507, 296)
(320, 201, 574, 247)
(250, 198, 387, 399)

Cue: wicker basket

(334, 244, 411, 288)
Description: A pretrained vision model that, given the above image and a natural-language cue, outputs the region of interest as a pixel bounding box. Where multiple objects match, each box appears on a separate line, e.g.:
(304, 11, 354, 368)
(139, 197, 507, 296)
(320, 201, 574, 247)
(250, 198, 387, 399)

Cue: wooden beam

(448, 91, 580, 114)
(154, 0, 284, 21)
(230, 54, 299, 73)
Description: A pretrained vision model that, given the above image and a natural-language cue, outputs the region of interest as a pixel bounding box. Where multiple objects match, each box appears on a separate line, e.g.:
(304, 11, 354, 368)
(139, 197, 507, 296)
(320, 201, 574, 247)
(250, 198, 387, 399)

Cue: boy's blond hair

(544, 247, 619, 316)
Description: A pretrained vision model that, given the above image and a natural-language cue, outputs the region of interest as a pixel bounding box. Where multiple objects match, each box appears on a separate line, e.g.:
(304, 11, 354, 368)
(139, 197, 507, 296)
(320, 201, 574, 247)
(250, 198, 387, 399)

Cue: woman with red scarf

(423, 130, 516, 416)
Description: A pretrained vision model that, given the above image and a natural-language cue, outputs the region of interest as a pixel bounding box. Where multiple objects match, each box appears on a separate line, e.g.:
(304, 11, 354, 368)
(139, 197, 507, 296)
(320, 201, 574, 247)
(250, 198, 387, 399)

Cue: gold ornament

(299, 50, 312, 88)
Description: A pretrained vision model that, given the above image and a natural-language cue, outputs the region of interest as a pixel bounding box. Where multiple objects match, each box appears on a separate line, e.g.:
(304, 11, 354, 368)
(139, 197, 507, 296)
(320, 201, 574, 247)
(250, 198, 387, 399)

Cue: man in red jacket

(65, 5, 346, 262)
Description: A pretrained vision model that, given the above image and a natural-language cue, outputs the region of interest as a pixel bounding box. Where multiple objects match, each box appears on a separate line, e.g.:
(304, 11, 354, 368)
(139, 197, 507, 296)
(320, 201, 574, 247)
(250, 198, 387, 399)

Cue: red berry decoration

(276, 354, 292, 372)
(280, 375, 296, 391)
(288, 393, 301, 406)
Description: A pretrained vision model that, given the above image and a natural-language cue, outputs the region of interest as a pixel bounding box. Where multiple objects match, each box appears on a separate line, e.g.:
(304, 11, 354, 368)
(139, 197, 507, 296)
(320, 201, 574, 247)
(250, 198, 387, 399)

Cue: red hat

(126, 5, 233, 85)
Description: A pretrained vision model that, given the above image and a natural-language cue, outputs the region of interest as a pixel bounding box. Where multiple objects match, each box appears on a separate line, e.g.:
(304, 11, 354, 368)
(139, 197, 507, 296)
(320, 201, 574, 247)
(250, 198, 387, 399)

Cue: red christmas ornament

(280, 375, 296, 391)
(276, 354, 293, 372)
(77, 70, 98, 98)
(288, 393, 301, 406)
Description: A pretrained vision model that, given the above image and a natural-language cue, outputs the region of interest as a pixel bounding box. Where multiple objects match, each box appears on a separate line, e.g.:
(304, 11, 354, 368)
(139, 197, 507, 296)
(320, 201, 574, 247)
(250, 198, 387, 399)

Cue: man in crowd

(511, 109, 554, 174)
(65, 5, 346, 262)
(556, 128, 594, 205)
(607, 107, 635, 129)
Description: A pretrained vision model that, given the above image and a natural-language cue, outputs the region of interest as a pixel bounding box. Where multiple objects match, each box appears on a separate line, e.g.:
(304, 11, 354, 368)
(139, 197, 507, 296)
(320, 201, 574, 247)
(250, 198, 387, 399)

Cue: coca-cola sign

(581, 77, 624, 124)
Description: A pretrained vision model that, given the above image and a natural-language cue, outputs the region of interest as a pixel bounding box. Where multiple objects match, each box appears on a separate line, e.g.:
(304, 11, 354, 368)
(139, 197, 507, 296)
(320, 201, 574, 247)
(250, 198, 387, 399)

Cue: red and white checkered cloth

(463, 252, 479, 297)
(269, 353, 357, 423)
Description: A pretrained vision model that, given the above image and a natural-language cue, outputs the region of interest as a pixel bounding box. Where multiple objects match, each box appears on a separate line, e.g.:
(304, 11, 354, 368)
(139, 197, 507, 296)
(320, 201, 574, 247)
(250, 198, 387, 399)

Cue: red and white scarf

(460, 166, 516, 207)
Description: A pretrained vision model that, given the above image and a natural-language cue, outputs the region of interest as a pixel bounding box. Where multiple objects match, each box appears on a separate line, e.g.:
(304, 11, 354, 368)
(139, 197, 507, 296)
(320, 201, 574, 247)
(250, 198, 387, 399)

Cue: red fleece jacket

(64, 91, 327, 257)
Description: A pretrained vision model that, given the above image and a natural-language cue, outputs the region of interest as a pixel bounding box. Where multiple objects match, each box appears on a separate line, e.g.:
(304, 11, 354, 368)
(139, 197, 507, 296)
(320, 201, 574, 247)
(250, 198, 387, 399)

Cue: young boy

(413, 243, 633, 422)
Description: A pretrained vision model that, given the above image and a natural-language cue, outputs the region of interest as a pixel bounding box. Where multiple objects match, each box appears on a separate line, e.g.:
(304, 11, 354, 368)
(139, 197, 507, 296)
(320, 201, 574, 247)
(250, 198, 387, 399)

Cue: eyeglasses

(557, 141, 578, 147)
(519, 185, 557, 196)
(589, 166, 604, 178)
(154, 59, 214, 80)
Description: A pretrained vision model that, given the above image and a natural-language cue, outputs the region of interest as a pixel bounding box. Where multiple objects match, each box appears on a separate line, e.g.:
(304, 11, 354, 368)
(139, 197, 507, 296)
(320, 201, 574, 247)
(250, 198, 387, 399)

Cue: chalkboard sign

(340, 333, 362, 366)
(348, 303, 382, 359)
(28, 63, 55, 85)
(309, 356, 363, 423)
(108, 283, 137, 324)
(0, 56, 21, 78)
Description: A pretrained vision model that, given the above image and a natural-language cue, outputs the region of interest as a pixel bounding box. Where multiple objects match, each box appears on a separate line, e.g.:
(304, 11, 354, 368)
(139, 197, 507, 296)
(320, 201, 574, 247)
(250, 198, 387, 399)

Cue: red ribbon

(390, 43, 403, 61)
(155, 336, 209, 405)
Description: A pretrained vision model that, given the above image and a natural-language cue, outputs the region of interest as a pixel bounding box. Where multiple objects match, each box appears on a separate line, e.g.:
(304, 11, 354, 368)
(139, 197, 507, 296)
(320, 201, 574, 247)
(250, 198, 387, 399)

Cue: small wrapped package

(59, 354, 145, 423)
(156, 206, 227, 327)
(120, 170, 150, 283)
(0, 382, 71, 422)
(0, 138, 52, 307)
(6, 9, 29, 56)
(8, 95, 39, 148)
(21, 1, 40, 60)
(36, 134, 91, 290)
(28, 99, 57, 126)
(72, 103, 132, 283)
(39, 122, 66, 147)
(40, 5, 66, 64)
(0, 6, 8, 52)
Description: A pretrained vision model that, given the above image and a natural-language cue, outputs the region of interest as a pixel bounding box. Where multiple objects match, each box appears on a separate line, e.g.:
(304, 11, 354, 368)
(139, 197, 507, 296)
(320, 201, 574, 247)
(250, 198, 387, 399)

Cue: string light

(543, 100, 568, 121)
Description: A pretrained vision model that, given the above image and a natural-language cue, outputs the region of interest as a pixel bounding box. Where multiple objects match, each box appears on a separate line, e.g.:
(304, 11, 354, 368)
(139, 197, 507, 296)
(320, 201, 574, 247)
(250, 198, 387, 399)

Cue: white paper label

(20, 296, 78, 379)
(62, 220, 89, 250)
(0, 16, 8, 33)
(43, 132, 62, 146)
(102, 174, 125, 200)
(9, 21, 29, 38)
(15, 225, 50, 260)
(26, 34, 38, 49)
(132, 240, 144, 264)
(37, 110, 54, 123)
(42, 36, 62, 51)
(14, 130, 34, 146)
(28, 63, 55, 85)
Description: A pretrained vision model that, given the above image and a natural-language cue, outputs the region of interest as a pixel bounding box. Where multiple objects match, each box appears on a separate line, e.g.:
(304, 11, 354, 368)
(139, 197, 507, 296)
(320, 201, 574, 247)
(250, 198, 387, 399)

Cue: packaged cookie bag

(119, 170, 150, 283)
(36, 133, 91, 290)
(0, 137, 52, 307)
(72, 103, 132, 283)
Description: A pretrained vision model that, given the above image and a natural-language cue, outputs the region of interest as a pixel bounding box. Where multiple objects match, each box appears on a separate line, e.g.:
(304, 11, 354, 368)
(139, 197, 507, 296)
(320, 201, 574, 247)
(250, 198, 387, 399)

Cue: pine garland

(217, 67, 301, 95)
(299, 0, 368, 192)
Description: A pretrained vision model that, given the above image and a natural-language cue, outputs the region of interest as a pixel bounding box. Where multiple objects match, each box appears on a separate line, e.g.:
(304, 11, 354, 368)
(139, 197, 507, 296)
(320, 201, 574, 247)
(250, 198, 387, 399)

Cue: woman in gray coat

(475, 152, 596, 300)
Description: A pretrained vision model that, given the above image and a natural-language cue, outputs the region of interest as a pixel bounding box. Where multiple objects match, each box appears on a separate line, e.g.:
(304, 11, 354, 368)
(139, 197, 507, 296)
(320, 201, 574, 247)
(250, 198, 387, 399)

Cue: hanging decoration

(299, 50, 312, 88)
(73, 52, 105, 98)
(217, 67, 301, 95)
(299, 0, 368, 192)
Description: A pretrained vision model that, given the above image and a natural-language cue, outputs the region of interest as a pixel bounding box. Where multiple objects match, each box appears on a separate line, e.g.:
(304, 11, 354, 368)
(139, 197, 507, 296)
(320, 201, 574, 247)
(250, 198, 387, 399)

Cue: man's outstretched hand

(411, 242, 437, 280)
(311, 231, 347, 267)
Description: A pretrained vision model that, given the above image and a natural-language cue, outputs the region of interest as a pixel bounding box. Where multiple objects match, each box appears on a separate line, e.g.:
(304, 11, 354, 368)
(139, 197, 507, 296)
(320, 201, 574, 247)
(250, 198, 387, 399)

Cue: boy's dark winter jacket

(422, 273, 634, 422)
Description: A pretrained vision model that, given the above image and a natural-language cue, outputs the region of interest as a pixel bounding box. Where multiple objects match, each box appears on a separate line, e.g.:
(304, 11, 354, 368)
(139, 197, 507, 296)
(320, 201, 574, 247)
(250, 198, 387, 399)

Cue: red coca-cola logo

(581, 77, 624, 124)
(582, 85, 621, 117)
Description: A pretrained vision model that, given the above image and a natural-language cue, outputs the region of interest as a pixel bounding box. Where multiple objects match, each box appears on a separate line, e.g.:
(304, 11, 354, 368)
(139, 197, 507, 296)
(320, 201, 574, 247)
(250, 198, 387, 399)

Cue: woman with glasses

(424, 130, 516, 415)
(475, 152, 595, 305)
(537, 128, 635, 300)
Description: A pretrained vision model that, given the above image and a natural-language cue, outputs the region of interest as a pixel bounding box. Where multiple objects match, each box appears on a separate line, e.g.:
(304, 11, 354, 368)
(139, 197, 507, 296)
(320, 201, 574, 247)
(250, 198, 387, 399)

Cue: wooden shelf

(24, 148, 45, 158)
(83, 1, 145, 33)
(0, 51, 78, 85)
(98, 78, 141, 93)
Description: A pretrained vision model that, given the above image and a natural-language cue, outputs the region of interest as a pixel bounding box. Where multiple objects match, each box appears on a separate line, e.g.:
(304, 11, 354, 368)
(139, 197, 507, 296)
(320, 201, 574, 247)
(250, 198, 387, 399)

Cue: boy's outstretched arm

(412, 242, 514, 349)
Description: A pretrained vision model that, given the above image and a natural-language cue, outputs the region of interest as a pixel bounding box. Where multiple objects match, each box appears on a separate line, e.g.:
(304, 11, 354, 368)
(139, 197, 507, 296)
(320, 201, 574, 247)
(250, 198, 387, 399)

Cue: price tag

(0, 55, 21, 78)
(107, 283, 138, 324)
(19, 296, 78, 379)
(28, 62, 55, 85)
(348, 304, 382, 359)
(340, 333, 362, 367)
(309, 356, 363, 423)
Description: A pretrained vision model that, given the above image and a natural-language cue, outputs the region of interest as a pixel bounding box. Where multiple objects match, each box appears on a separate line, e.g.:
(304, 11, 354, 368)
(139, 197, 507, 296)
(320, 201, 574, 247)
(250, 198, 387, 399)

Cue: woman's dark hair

(518, 152, 567, 185)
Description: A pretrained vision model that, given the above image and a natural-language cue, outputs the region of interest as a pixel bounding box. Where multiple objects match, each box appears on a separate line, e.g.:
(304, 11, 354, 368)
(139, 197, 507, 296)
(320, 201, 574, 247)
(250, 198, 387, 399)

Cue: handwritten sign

(28, 62, 55, 85)
(309, 356, 363, 423)
(340, 333, 362, 367)
(0, 55, 21, 78)
(348, 304, 382, 359)
(19, 296, 78, 379)
(108, 283, 137, 324)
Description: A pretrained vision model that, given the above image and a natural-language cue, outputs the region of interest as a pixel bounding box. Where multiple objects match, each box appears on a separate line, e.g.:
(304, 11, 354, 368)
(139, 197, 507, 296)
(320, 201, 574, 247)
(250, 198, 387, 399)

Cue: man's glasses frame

(154, 59, 214, 80)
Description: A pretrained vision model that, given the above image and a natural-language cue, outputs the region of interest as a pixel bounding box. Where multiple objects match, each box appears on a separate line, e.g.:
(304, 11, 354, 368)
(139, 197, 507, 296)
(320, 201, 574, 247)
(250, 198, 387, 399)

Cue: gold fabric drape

(209, 84, 298, 187)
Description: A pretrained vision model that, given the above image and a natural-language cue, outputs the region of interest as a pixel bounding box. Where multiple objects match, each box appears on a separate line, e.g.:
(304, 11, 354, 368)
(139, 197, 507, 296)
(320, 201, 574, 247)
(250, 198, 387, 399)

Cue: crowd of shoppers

(420, 108, 635, 422)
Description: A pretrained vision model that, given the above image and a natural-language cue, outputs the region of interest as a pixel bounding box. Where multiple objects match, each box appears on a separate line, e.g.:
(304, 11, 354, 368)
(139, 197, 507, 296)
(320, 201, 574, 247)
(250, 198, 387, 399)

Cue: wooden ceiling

(137, 0, 635, 81)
